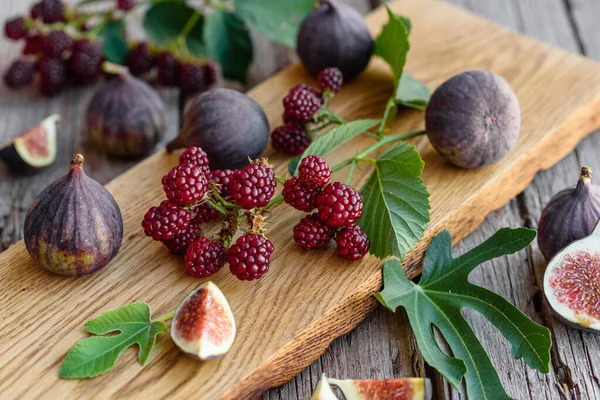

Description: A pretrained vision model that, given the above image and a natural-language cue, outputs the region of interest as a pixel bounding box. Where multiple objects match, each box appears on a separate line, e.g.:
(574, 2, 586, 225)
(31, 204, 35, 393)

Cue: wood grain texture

(3, 0, 600, 399)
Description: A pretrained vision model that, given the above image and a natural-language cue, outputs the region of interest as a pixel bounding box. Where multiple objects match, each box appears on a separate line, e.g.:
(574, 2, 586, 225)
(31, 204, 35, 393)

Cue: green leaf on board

(204, 11, 253, 83)
(60, 302, 167, 379)
(287, 119, 380, 176)
(77, 0, 109, 5)
(375, 228, 551, 399)
(358, 141, 429, 260)
(374, 6, 410, 88)
(143, 1, 205, 56)
(100, 20, 128, 65)
(396, 73, 431, 110)
(234, 0, 314, 47)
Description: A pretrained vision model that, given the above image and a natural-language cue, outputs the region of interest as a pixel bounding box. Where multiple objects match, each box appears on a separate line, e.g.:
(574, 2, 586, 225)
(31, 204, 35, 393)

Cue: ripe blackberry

(164, 221, 202, 254)
(228, 234, 274, 281)
(283, 176, 319, 212)
(142, 200, 191, 242)
(178, 62, 205, 97)
(316, 182, 363, 228)
(298, 155, 331, 188)
(40, 0, 65, 24)
(203, 61, 218, 87)
(185, 236, 227, 278)
(293, 213, 334, 250)
(38, 57, 67, 96)
(3, 58, 35, 89)
(162, 163, 209, 206)
(23, 35, 44, 55)
(271, 122, 311, 156)
(156, 51, 179, 86)
(179, 146, 210, 176)
(210, 169, 237, 197)
(69, 39, 102, 82)
(30, 2, 44, 19)
(192, 203, 221, 223)
(230, 163, 276, 209)
(318, 67, 343, 93)
(5, 17, 26, 41)
(283, 84, 323, 123)
(126, 42, 154, 76)
(43, 30, 73, 58)
(336, 225, 370, 260)
(117, 0, 136, 11)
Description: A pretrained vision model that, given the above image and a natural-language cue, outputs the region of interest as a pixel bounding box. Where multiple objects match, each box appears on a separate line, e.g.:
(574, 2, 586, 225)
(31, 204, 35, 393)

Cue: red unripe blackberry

(192, 203, 221, 223)
(316, 182, 363, 228)
(164, 221, 202, 254)
(162, 162, 209, 206)
(283, 84, 323, 123)
(23, 35, 44, 55)
(336, 225, 370, 260)
(203, 61, 218, 87)
(43, 30, 73, 57)
(126, 42, 154, 76)
(38, 57, 67, 96)
(178, 62, 205, 97)
(185, 236, 227, 278)
(293, 213, 334, 250)
(3, 58, 35, 89)
(228, 234, 274, 281)
(179, 146, 210, 176)
(156, 51, 179, 86)
(210, 169, 237, 197)
(40, 0, 65, 24)
(283, 176, 320, 212)
(5, 17, 26, 41)
(117, 0, 136, 11)
(230, 163, 276, 209)
(271, 122, 311, 156)
(69, 39, 102, 82)
(30, 2, 44, 19)
(318, 67, 343, 93)
(298, 155, 331, 188)
(142, 200, 191, 242)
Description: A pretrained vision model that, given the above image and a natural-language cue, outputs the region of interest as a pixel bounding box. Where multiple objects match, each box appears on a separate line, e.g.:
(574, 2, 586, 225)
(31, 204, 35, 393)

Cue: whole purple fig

(24, 154, 123, 276)
(297, 0, 373, 81)
(85, 66, 166, 159)
(425, 70, 521, 169)
(538, 167, 600, 261)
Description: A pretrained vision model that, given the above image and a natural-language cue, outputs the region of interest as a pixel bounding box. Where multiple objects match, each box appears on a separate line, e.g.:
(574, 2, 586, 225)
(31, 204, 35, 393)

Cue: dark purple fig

(425, 70, 521, 169)
(0, 114, 59, 173)
(167, 88, 269, 169)
(297, 0, 373, 81)
(24, 154, 123, 276)
(543, 220, 600, 331)
(85, 65, 166, 159)
(538, 167, 600, 261)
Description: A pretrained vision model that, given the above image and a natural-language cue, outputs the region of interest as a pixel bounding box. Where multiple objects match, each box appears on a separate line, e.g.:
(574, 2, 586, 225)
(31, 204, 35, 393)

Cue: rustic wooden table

(1, 0, 598, 399)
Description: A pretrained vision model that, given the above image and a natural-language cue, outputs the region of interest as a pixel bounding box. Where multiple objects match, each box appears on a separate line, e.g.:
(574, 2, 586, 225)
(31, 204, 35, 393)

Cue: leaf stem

(155, 310, 175, 322)
(378, 97, 397, 137)
(178, 11, 202, 40)
(265, 194, 284, 210)
(346, 160, 357, 184)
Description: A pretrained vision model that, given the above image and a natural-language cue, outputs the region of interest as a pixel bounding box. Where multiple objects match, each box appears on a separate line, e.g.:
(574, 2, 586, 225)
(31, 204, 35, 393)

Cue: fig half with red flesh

(327, 377, 431, 400)
(171, 281, 236, 360)
(0, 114, 59, 172)
(544, 220, 600, 331)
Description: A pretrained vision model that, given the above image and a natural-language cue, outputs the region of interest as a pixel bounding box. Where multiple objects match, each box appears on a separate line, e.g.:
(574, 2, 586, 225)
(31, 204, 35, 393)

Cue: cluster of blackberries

(271, 67, 344, 155)
(142, 146, 278, 281)
(126, 43, 218, 97)
(284, 155, 370, 260)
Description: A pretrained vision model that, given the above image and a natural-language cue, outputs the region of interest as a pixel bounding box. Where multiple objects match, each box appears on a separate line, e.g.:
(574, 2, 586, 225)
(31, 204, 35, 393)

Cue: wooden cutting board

(3, 0, 600, 398)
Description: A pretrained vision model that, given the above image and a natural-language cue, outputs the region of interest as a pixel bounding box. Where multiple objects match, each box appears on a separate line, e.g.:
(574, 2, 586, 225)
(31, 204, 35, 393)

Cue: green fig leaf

(60, 302, 167, 379)
(395, 73, 431, 110)
(100, 20, 128, 65)
(375, 228, 551, 399)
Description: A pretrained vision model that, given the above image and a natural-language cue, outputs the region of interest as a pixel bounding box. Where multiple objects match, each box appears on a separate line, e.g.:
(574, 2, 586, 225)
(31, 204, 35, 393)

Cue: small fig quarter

(538, 166, 600, 261)
(24, 154, 123, 276)
(171, 281, 236, 360)
(543, 221, 600, 332)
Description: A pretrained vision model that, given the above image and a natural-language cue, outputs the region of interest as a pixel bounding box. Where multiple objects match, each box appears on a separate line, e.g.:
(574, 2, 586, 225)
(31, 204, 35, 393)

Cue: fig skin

(297, 0, 373, 81)
(85, 71, 166, 159)
(24, 154, 123, 276)
(425, 70, 521, 169)
(538, 167, 600, 261)
(167, 88, 270, 169)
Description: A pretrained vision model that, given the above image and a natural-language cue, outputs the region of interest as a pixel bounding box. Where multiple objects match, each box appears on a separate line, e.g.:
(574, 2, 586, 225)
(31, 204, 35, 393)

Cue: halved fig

(171, 281, 236, 360)
(544, 220, 600, 331)
(310, 374, 338, 400)
(328, 377, 431, 400)
(0, 114, 60, 172)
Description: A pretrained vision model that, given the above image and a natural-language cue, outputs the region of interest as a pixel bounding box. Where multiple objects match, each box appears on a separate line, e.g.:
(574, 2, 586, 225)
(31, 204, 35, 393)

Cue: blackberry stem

(378, 97, 397, 138)
(206, 199, 228, 215)
(265, 194, 285, 210)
